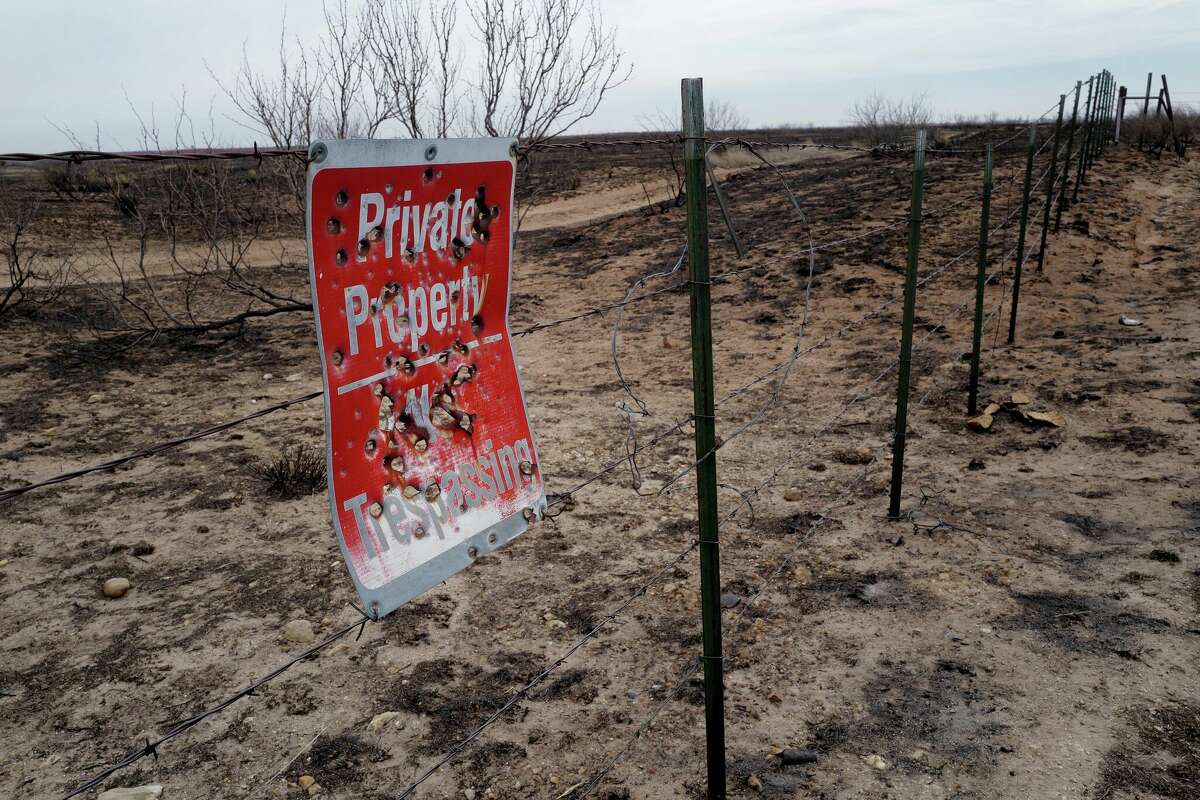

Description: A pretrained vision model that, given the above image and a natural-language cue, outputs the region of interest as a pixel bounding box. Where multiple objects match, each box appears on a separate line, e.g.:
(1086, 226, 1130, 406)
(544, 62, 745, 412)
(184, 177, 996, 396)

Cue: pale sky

(1, 0, 1198, 151)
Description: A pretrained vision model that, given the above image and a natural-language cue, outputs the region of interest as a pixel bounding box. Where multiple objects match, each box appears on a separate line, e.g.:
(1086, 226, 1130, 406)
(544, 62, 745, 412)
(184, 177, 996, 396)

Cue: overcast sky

(2, 0, 1198, 151)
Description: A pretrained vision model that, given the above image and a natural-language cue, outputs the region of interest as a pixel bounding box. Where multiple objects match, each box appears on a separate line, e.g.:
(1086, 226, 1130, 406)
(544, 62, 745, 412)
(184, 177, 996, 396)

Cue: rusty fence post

(681, 76, 727, 800)
(887, 129, 926, 519)
(1115, 86, 1126, 143)
(1138, 71, 1152, 150)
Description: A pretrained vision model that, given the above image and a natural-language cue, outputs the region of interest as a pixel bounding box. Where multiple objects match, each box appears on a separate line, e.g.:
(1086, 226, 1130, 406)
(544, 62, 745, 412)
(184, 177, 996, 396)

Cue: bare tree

(209, 14, 323, 148)
(468, 0, 629, 145)
(220, 0, 626, 147)
(639, 97, 747, 134)
(705, 99, 748, 133)
(848, 91, 934, 145)
(319, 0, 391, 139)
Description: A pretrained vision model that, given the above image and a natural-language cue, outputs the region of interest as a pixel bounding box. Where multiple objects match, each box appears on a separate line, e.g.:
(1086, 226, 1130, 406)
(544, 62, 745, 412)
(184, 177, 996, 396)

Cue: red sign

(306, 139, 545, 617)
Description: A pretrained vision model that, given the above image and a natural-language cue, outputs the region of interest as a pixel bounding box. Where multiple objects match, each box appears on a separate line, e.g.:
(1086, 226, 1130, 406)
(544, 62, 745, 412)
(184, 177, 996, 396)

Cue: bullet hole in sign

(335, 249, 348, 266)
(326, 217, 342, 234)
(335, 190, 349, 207)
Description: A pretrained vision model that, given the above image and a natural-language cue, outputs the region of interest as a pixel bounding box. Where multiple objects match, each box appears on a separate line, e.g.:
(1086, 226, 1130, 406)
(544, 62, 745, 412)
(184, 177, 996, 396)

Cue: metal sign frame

(306, 138, 546, 618)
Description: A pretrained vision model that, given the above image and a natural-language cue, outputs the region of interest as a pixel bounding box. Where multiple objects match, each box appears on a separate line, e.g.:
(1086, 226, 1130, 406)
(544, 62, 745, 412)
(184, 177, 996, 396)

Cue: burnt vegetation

(254, 445, 328, 499)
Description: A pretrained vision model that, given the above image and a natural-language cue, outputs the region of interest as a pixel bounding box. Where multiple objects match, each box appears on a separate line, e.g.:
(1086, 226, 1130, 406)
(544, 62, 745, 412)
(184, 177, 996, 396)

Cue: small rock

(285, 372, 304, 382)
(298, 775, 316, 789)
(747, 773, 763, 792)
(102, 577, 132, 598)
(98, 787, 163, 800)
(263, 373, 275, 380)
(967, 458, 986, 471)
(1026, 410, 1065, 427)
(719, 593, 742, 609)
(368, 711, 400, 734)
(306, 783, 322, 796)
(983, 403, 1001, 416)
(626, 689, 640, 700)
(1009, 391, 1033, 406)
(909, 748, 928, 762)
(1119, 315, 1142, 326)
(464, 789, 477, 800)
(863, 754, 888, 770)
(783, 487, 804, 502)
(879, 531, 904, 546)
(777, 748, 819, 765)
(808, 462, 827, 472)
(283, 619, 317, 644)
(966, 413, 993, 432)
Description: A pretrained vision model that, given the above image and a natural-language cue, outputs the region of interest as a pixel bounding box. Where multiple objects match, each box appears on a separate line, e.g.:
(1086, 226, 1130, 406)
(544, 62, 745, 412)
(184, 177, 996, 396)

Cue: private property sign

(306, 138, 545, 618)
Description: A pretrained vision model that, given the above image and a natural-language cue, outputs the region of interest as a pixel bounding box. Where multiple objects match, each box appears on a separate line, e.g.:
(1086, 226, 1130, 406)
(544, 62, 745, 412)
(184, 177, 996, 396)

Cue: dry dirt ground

(1, 139, 1198, 800)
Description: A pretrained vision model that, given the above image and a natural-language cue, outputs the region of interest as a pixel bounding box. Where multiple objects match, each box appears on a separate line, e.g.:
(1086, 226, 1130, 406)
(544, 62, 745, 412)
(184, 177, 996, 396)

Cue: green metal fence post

(1105, 71, 1114, 151)
(1099, 71, 1111, 156)
(887, 130, 926, 519)
(1073, 76, 1095, 202)
(1007, 127, 1037, 344)
(967, 145, 994, 416)
(680, 76, 726, 800)
(1036, 94, 1066, 273)
(1056, 81, 1082, 231)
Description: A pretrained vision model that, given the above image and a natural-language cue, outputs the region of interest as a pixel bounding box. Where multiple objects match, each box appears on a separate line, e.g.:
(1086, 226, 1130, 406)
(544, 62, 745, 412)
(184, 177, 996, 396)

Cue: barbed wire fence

(0, 68, 1120, 800)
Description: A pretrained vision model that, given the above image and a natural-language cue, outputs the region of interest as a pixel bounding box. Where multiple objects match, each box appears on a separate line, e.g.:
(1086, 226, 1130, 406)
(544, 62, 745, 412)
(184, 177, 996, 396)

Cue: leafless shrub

(848, 91, 934, 145)
(1, 186, 74, 322)
(43, 166, 109, 200)
(66, 159, 308, 348)
(633, 98, 745, 215)
(254, 445, 327, 499)
(1127, 103, 1196, 157)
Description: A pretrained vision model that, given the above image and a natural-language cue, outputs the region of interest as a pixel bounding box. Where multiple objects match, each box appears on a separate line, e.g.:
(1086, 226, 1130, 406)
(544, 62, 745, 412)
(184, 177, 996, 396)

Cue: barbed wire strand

(0, 390, 323, 504)
(60, 610, 372, 800)
(567, 253, 1013, 797)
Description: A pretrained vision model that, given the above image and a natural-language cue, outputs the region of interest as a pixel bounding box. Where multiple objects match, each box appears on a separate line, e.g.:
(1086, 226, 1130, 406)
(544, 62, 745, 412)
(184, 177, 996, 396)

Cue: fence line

(0, 73, 1122, 799)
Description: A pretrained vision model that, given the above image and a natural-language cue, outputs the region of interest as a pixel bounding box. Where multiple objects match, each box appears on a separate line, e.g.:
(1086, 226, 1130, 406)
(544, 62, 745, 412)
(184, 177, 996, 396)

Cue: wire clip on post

(967, 145, 994, 417)
(1007, 126, 1037, 345)
(681, 76, 727, 800)
(887, 129, 926, 520)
